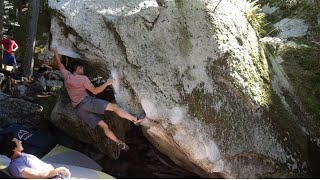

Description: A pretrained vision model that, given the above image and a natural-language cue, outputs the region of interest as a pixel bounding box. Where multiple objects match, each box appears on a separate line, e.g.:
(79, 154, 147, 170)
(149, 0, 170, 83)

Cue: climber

(0, 33, 19, 72)
(0, 133, 71, 179)
(51, 47, 145, 151)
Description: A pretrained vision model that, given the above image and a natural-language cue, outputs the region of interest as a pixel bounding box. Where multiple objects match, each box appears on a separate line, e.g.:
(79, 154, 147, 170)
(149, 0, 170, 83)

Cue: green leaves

(245, 1, 267, 37)
(2, 0, 20, 28)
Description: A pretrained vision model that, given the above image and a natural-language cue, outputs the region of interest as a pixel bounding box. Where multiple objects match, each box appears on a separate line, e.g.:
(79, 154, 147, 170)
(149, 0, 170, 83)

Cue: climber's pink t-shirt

(61, 69, 93, 107)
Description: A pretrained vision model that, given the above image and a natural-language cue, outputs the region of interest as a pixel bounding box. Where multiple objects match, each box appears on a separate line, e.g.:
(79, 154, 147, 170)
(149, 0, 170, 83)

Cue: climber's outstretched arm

(51, 48, 66, 72)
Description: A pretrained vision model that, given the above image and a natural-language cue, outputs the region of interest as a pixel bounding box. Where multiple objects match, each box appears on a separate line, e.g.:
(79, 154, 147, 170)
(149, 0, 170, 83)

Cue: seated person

(0, 133, 71, 179)
(35, 59, 53, 80)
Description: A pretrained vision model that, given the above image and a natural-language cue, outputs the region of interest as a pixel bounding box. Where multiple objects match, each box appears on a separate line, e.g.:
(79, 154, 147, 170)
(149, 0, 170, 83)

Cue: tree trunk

(13, 0, 23, 22)
(22, 0, 40, 78)
(0, 0, 4, 68)
(0, 0, 3, 38)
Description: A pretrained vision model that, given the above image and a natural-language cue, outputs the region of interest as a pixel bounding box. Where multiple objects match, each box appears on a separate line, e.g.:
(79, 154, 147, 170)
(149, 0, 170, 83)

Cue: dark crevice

(147, 76, 168, 99)
(156, 0, 166, 7)
(49, 122, 201, 178)
(307, 136, 320, 178)
(100, 126, 202, 178)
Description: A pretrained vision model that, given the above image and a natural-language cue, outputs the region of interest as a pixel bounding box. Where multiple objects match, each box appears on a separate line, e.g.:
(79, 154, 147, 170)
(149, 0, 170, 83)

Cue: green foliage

(12, 0, 50, 61)
(281, 47, 320, 122)
(3, 0, 19, 31)
(245, 0, 267, 37)
(257, 0, 320, 39)
(258, 0, 309, 10)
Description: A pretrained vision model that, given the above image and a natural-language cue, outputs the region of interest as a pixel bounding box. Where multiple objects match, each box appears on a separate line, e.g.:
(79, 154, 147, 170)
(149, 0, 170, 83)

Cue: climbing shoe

(117, 141, 130, 151)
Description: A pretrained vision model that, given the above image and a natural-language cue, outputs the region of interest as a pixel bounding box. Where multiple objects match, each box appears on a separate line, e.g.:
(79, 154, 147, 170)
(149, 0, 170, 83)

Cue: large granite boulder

(49, 0, 315, 178)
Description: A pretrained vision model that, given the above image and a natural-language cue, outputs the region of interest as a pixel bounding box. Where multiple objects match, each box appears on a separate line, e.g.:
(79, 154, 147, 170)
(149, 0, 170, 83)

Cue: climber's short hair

(71, 61, 84, 73)
(0, 133, 17, 158)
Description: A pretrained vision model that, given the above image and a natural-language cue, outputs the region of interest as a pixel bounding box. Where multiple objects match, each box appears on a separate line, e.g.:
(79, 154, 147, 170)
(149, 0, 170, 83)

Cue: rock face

(258, 0, 320, 177)
(49, 0, 314, 178)
(0, 92, 43, 128)
(11, 85, 29, 98)
(273, 18, 309, 38)
(0, 73, 5, 85)
(35, 71, 64, 92)
(46, 80, 63, 92)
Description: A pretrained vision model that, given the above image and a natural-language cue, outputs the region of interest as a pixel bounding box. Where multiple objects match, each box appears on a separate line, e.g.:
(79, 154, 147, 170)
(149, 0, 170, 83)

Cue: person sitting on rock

(0, 133, 71, 179)
(35, 59, 54, 80)
(51, 47, 145, 151)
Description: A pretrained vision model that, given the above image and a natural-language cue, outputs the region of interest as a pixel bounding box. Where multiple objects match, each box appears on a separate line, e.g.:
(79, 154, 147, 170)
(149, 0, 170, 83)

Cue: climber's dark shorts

(76, 96, 110, 128)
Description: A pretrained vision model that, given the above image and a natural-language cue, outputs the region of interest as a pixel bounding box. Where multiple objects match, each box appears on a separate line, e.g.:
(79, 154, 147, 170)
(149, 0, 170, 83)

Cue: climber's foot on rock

(133, 112, 146, 126)
(117, 141, 130, 151)
(133, 118, 143, 126)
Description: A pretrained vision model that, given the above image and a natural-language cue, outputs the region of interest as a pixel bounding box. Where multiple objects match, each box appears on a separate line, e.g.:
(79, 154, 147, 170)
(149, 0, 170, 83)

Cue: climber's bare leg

(98, 120, 120, 143)
(98, 120, 130, 151)
(105, 103, 143, 124)
(12, 63, 17, 72)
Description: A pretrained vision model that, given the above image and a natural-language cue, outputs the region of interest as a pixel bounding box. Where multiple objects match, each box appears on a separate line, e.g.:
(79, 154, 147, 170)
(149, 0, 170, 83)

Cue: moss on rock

(175, 0, 193, 57)
(281, 47, 320, 122)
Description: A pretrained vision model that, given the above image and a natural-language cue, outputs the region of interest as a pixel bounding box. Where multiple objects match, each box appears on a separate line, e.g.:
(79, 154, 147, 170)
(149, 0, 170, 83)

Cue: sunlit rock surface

(49, 0, 312, 178)
(273, 18, 309, 39)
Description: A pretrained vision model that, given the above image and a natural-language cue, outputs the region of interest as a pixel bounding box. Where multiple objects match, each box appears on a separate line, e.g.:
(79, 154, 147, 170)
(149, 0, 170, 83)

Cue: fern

(244, 0, 267, 37)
